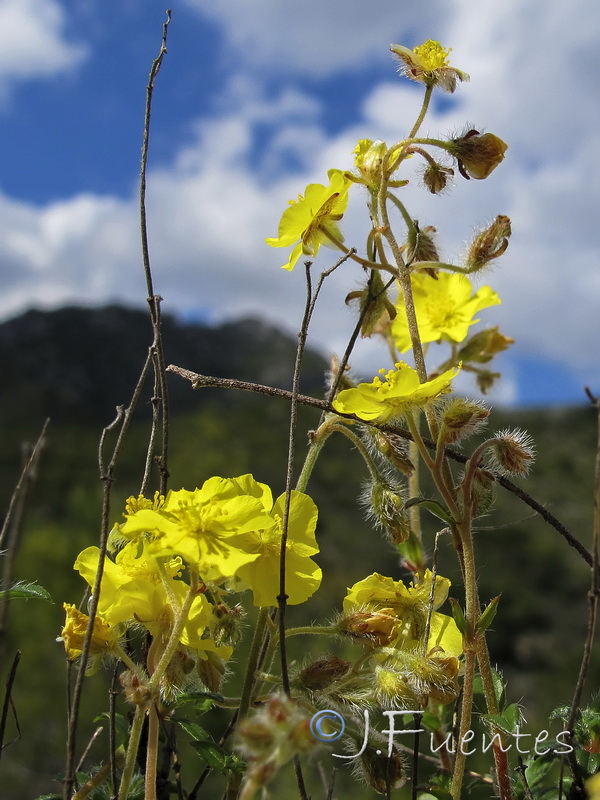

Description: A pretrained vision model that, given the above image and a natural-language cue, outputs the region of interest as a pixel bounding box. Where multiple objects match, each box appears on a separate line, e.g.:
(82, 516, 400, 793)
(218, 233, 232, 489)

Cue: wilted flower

(448, 130, 508, 179)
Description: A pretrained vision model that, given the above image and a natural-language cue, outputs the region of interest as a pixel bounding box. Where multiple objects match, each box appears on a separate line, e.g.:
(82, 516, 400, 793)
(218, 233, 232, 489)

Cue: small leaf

(476, 595, 500, 633)
(481, 702, 522, 734)
(473, 669, 505, 710)
(417, 788, 453, 800)
(1, 581, 52, 602)
(404, 496, 454, 524)
(448, 598, 468, 637)
(190, 741, 242, 774)
(175, 719, 212, 743)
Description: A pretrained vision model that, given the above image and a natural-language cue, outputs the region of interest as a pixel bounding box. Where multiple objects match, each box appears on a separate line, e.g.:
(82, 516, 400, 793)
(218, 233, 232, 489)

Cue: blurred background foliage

(0, 306, 596, 798)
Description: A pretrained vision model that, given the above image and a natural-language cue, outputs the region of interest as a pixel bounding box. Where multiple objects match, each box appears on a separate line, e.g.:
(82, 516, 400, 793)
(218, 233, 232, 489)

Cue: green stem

(238, 607, 270, 720)
(118, 703, 148, 800)
(144, 703, 160, 800)
(284, 625, 337, 637)
(295, 423, 335, 493)
(450, 647, 476, 800)
(147, 572, 199, 694)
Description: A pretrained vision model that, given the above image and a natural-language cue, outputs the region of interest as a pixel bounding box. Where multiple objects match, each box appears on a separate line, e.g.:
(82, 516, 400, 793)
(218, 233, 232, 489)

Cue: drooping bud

(458, 326, 514, 364)
(439, 398, 490, 443)
(405, 223, 439, 269)
(367, 480, 411, 544)
(338, 608, 400, 648)
(355, 741, 406, 794)
(476, 369, 501, 394)
(345, 269, 397, 338)
(211, 602, 245, 646)
(466, 215, 511, 272)
(197, 650, 228, 693)
(467, 467, 496, 518)
(298, 655, 352, 690)
(487, 429, 535, 476)
(422, 162, 454, 194)
(369, 429, 415, 476)
(448, 129, 508, 179)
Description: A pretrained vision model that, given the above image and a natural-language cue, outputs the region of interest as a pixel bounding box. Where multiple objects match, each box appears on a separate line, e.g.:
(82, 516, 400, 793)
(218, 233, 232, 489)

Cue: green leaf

(481, 702, 522, 734)
(404, 496, 454, 524)
(175, 692, 221, 712)
(448, 598, 468, 637)
(476, 595, 500, 633)
(175, 718, 212, 743)
(523, 755, 554, 788)
(190, 741, 244, 774)
(1, 581, 52, 602)
(417, 789, 453, 800)
(421, 711, 442, 732)
(473, 669, 505, 710)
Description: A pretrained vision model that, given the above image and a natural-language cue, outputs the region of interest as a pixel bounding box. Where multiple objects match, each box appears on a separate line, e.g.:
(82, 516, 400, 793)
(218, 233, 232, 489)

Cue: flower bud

(298, 655, 352, 690)
(354, 138, 388, 186)
(458, 326, 514, 363)
(466, 215, 511, 272)
(448, 130, 508, 179)
(339, 608, 400, 647)
(405, 224, 440, 275)
(467, 467, 496, 518)
(488, 428, 535, 476)
(370, 430, 415, 476)
(367, 480, 411, 544)
(355, 742, 406, 794)
(476, 369, 501, 394)
(119, 670, 153, 706)
(422, 162, 454, 194)
(211, 602, 245, 646)
(439, 398, 489, 443)
(197, 650, 228, 693)
(345, 269, 396, 338)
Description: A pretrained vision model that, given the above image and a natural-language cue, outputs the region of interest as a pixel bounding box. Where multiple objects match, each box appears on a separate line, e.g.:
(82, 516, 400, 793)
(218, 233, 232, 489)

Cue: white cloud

(0, 0, 87, 95)
(183, 0, 448, 76)
(0, 0, 599, 405)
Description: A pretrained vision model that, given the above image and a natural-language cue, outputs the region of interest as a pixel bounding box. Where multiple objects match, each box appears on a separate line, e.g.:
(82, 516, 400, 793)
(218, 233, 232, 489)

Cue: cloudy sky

(1, 0, 599, 406)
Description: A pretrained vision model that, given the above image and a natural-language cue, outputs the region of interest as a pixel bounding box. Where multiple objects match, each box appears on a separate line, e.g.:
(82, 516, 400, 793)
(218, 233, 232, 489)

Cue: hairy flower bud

(458, 326, 514, 364)
(405, 224, 440, 274)
(439, 398, 489, 443)
(422, 162, 454, 194)
(369, 429, 415, 476)
(488, 428, 535, 476)
(467, 215, 511, 272)
(298, 655, 352, 690)
(120, 670, 153, 706)
(211, 602, 245, 646)
(197, 650, 228, 693)
(339, 608, 400, 648)
(345, 269, 397, 338)
(466, 467, 496, 518)
(448, 129, 508, 179)
(367, 480, 411, 544)
(355, 742, 406, 794)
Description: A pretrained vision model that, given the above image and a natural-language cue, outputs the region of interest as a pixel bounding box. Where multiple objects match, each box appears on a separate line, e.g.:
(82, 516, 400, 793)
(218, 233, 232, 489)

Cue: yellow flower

(587, 773, 600, 800)
(332, 362, 459, 423)
(73, 542, 223, 654)
(265, 168, 352, 271)
(118, 476, 274, 582)
(230, 490, 322, 607)
(343, 572, 462, 657)
(392, 272, 501, 353)
(59, 603, 118, 660)
(390, 40, 469, 93)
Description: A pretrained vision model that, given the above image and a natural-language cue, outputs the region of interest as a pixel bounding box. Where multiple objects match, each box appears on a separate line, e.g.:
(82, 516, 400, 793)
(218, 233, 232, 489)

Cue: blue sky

(1, 0, 599, 406)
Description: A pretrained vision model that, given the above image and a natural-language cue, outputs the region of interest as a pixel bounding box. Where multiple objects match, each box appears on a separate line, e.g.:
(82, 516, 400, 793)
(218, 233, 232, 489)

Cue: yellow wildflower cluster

(61, 475, 322, 667)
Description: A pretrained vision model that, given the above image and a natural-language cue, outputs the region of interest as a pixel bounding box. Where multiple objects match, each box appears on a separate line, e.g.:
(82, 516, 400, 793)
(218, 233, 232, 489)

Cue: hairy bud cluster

(488, 428, 535, 476)
(467, 215, 512, 272)
(439, 398, 490, 443)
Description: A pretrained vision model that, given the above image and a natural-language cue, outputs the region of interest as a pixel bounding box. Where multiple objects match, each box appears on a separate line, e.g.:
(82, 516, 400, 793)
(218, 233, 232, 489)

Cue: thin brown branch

(0, 650, 21, 759)
(166, 365, 594, 568)
(564, 388, 600, 793)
